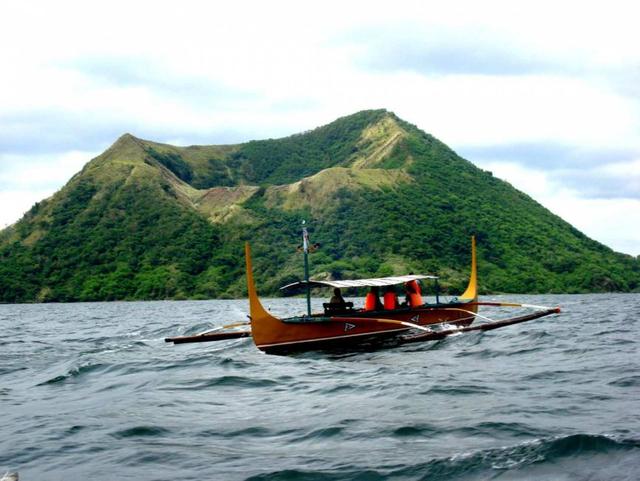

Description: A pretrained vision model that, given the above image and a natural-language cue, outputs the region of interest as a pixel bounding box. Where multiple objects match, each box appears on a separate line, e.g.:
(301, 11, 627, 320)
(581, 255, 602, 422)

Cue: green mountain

(1, 109, 638, 302)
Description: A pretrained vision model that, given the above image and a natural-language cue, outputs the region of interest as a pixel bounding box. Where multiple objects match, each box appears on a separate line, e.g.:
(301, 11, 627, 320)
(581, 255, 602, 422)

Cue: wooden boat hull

(260, 302, 479, 352)
(258, 326, 406, 354)
(258, 318, 409, 354)
(329, 303, 477, 328)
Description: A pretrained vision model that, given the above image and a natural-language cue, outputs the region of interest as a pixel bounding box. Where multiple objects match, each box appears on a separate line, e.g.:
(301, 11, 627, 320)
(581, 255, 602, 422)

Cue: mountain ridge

(1, 109, 638, 302)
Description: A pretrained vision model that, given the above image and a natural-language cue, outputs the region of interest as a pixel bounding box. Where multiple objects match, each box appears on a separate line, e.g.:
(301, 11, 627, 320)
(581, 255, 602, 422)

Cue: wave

(426, 384, 492, 395)
(390, 423, 439, 437)
(243, 434, 640, 481)
(608, 375, 640, 387)
(448, 421, 550, 439)
(290, 426, 345, 442)
(0, 366, 27, 376)
(37, 362, 108, 385)
(111, 425, 172, 439)
(167, 375, 279, 390)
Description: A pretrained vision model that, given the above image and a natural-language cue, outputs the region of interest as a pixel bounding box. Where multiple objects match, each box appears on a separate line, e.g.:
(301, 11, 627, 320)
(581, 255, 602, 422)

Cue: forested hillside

(1, 110, 638, 302)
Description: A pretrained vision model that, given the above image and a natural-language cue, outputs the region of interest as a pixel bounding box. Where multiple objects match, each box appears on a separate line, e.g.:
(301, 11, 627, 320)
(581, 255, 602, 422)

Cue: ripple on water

(37, 362, 108, 386)
(164, 375, 279, 391)
(196, 426, 299, 440)
(111, 426, 172, 439)
(426, 384, 492, 395)
(391, 423, 440, 437)
(450, 421, 551, 439)
(608, 375, 640, 387)
(290, 426, 346, 442)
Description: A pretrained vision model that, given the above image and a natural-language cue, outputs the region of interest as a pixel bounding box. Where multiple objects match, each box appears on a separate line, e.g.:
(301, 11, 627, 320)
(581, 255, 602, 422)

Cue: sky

(1, 0, 639, 256)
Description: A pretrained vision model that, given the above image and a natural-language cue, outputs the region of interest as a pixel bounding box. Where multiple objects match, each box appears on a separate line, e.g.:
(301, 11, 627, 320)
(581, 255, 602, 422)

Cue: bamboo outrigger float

(166, 234, 561, 353)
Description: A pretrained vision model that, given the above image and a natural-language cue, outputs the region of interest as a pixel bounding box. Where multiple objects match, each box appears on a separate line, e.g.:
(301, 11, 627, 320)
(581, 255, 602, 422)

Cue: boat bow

(459, 235, 478, 303)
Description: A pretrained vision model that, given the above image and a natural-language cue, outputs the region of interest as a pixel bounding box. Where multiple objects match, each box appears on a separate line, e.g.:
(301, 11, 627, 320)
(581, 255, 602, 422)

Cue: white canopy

(280, 274, 437, 291)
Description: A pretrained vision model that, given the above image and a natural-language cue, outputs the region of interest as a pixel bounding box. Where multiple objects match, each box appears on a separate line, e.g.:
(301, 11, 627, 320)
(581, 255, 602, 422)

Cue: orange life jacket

(406, 280, 423, 307)
(383, 291, 398, 310)
(363, 292, 378, 311)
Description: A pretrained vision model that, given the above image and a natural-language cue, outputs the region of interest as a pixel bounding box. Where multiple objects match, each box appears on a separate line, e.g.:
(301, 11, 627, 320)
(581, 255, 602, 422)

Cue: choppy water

(1, 294, 639, 481)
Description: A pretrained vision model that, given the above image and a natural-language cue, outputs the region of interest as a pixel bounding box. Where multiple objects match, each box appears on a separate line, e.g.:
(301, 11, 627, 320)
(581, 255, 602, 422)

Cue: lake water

(1, 294, 639, 480)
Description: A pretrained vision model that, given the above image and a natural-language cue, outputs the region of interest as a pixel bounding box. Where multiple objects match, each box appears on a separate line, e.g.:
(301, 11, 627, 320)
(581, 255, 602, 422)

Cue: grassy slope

(0, 110, 638, 302)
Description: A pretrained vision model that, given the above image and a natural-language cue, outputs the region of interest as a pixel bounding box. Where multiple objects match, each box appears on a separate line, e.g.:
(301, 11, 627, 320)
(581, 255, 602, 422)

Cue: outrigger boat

(166, 233, 561, 354)
(275, 236, 480, 330)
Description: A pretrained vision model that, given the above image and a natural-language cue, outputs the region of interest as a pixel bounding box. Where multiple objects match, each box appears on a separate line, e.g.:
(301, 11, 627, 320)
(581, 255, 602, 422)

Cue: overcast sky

(1, 0, 639, 255)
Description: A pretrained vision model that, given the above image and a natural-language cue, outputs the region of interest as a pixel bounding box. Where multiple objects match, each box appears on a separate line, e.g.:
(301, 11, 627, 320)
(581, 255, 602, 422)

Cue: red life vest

(405, 280, 423, 307)
(383, 291, 398, 310)
(363, 292, 378, 311)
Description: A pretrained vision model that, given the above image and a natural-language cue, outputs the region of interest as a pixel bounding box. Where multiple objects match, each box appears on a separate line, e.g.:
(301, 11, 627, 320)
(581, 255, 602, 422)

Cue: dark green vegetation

(1, 110, 638, 302)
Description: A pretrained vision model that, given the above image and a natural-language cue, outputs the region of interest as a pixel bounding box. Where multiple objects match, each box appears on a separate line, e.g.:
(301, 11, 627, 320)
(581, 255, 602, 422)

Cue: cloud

(338, 4, 634, 78)
(463, 143, 640, 200)
(65, 56, 260, 109)
(348, 26, 558, 76)
(0, 150, 96, 228)
(555, 159, 640, 200)
(0, 189, 56, 229)
(0, 110, 129, 154)
(458, 143, 640, 170)
(473, 160, 640, 255)
(0, 150, 94, 191)
(0, 97, 302, 157)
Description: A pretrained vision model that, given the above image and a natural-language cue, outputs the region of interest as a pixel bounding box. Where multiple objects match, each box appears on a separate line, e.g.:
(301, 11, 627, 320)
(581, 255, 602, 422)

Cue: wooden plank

(399, 307, 560, 344)
(165, 331, 251, 344)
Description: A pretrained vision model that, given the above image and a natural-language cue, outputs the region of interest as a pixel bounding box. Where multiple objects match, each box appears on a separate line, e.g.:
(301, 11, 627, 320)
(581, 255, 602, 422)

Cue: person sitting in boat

(404, 276, 423, 307)
(363, 286, 384, 311)
(383, 286, 399, 310)
(329, 287, 346, 306)
(324, 287, 353, 314)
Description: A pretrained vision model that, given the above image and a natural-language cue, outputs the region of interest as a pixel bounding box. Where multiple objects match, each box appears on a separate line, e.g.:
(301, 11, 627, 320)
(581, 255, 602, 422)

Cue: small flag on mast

(297, 220, 320, 252)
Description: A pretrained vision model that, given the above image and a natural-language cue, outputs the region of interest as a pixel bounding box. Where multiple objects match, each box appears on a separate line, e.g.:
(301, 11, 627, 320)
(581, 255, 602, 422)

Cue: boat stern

(245, 243, 285, 349)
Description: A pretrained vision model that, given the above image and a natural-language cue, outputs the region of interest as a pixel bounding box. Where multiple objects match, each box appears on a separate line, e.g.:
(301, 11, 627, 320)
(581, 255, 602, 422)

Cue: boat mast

(302, 220, 311, 316)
